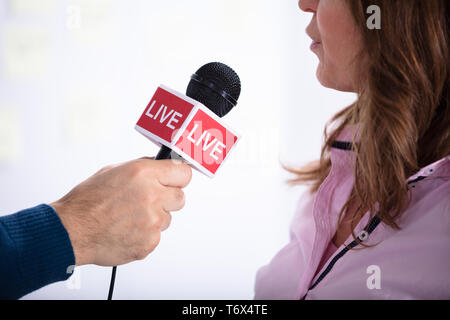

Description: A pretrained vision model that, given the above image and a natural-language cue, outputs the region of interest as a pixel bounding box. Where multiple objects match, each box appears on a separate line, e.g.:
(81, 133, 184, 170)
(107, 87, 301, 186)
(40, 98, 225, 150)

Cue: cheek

(316, 2, 363, 89)
(318, 8, 356, 64)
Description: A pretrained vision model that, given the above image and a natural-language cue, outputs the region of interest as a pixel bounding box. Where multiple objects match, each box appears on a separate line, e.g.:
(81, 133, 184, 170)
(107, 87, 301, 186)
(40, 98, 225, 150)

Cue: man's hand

(50, 157, 192, 267)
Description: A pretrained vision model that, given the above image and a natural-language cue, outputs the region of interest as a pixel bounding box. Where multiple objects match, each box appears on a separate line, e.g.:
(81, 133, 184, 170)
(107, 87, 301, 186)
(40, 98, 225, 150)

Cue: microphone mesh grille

(186, 62, 241, 118)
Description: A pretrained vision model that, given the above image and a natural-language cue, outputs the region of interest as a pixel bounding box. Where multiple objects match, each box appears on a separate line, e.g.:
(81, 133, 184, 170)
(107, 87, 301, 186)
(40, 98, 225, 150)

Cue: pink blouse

(313, 241, 338, 279)
(254, 124, 450, 299)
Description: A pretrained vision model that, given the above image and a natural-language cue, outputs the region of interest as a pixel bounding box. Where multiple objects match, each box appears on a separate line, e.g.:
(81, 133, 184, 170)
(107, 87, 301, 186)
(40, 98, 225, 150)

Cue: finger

(94, 164, 119, 176)
(141, 232, 161, 260)
(146, 159, 192, 188)
(160, 211, 172, 231)
(161, 187, 186, 212)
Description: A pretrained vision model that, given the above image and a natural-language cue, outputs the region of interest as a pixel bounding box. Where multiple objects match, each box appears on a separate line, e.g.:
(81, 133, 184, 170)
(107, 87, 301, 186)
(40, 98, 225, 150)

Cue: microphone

(135, 62, 242, 177)
(156, 62, 241, 161)
(107, 62, 241, 299)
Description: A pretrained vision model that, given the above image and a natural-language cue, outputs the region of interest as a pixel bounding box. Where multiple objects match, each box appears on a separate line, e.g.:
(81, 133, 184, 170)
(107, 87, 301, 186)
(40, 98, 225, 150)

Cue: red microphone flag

(135, 85, 240, 178)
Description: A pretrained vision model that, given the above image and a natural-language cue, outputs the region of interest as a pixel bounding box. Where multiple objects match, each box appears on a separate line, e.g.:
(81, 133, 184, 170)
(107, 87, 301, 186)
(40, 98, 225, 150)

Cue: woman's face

(299, 0, 364, 92)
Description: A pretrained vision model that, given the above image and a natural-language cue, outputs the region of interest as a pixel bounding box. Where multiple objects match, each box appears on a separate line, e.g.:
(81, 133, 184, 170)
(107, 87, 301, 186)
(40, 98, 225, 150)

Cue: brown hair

(285, 0, 450, 246)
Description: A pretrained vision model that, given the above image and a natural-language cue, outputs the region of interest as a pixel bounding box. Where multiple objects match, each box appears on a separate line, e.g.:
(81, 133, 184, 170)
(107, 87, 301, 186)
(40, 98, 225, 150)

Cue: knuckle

(95, 164, 114, 175)
(131, 248, 146, 261)
(145, 233, 161, 256)
(142, 243, 153, 258)
(153, 232, 161, 247)
(137, 251, 147, 261)
(161, 213, 172, 231)
(128, 161, 145, 179)
(131, 233, 161, 261)
(150, 213, 163, 230)
(175, 189, 186, 206)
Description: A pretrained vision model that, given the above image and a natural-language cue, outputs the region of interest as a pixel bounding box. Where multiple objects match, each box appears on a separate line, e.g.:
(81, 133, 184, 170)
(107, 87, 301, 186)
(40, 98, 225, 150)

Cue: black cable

(107, 266, 117, 300)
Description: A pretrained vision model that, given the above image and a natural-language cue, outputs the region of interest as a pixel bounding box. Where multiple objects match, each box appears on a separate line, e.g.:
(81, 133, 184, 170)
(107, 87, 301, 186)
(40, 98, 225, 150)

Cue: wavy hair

(285, 0, 450, 247)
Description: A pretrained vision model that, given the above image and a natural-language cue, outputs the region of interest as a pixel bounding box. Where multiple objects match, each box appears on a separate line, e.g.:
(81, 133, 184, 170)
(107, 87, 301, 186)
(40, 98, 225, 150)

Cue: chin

(316, 68, 356, 93)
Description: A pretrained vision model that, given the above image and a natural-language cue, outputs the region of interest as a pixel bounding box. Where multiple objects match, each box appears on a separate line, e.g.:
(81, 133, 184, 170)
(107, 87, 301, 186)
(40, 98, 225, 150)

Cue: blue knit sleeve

(0, 204, 76, 299)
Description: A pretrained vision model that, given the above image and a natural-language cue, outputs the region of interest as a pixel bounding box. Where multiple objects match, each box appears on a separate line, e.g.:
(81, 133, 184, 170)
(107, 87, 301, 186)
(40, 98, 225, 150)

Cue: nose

(298, 0, 318, 13)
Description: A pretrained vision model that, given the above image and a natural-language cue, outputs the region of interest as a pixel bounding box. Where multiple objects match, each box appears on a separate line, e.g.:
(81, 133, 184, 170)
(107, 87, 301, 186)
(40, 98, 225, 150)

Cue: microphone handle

(155, 145, 173, 160)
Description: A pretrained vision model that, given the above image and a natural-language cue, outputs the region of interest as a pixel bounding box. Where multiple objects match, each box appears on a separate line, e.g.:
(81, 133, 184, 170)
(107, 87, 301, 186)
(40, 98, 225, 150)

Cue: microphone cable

(107, 266, 117, 300)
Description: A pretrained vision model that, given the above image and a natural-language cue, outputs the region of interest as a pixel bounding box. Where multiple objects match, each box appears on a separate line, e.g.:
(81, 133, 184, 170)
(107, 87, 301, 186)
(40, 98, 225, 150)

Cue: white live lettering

(159, 107, 174, 124)
(166, 111, 183, 130)
(202, 133, 218, 152)
(210, 141, 226, 160)
(145, 102, 183, 130)
(187, 124, 199, 144)
(186, 125, 225, 160)
(145, 100, 156, 118)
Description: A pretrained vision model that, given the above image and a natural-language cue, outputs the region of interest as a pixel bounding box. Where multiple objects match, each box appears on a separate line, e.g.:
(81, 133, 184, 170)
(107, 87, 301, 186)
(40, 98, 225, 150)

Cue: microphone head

(186, 62, 241, 118)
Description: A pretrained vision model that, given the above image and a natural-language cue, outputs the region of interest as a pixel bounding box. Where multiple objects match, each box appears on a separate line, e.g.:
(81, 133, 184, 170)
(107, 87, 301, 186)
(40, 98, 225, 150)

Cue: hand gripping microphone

(107, 62, 241, 299)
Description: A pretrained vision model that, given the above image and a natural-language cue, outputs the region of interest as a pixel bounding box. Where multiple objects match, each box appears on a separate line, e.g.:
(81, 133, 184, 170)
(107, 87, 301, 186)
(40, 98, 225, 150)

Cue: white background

(0, 0, 356, 299)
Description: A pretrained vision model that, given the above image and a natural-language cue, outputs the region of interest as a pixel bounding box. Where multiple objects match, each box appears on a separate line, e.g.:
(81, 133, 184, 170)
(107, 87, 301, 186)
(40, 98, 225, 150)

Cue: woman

(254, 0, 449, 299)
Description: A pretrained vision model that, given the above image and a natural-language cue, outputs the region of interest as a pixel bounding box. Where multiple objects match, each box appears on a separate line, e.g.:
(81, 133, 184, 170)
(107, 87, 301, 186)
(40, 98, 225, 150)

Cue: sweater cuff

(1, 204, 76, 298)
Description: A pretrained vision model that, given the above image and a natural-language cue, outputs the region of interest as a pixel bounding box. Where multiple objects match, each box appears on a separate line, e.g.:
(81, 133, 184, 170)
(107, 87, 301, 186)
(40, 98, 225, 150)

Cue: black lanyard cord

(301, 215, 381, 300)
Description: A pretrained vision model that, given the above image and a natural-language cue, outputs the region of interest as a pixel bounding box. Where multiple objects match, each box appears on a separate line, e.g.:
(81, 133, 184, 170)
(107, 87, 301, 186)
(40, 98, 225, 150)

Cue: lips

(307, 33, 321, 47)
(310, 40, 321, 51)
(306, 25, 321, 49)
(308, 34, 321, 44)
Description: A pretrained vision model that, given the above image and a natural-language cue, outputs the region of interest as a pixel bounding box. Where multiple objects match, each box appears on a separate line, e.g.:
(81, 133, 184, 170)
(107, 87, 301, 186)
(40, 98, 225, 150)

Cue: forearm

(0, 204, 75, 299)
